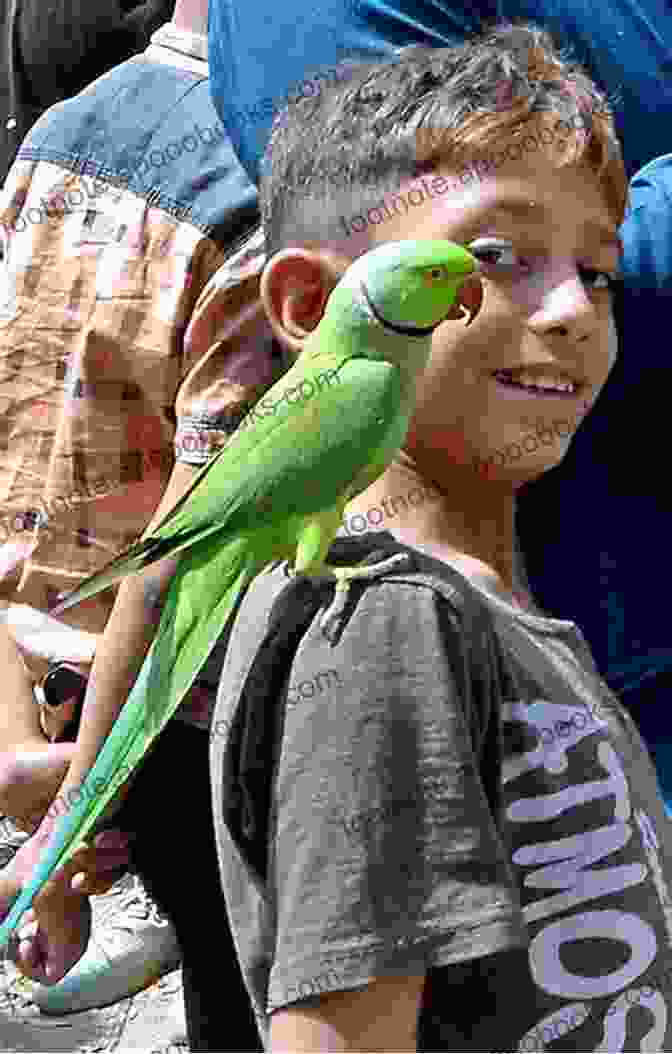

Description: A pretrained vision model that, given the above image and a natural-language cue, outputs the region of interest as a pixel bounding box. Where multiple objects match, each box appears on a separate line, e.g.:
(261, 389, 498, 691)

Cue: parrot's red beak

(444, 273, 484, 326)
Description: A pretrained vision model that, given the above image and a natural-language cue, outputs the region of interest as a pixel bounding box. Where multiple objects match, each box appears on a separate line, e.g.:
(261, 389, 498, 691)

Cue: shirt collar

(148, 21, 208, 64)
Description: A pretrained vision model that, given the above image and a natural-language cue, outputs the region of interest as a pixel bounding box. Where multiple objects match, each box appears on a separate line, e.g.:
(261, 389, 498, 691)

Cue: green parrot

(0, 238, 480, 948)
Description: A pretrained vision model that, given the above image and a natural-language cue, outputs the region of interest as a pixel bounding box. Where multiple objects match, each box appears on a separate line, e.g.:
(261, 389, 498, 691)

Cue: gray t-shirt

(210, 534, 672, 1052)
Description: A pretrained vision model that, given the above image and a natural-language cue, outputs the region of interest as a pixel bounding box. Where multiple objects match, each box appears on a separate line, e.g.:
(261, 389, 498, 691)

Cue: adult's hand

(0, 822, 130, 982)
(1, 825, 92, 984)
(68, 828, 131, 895)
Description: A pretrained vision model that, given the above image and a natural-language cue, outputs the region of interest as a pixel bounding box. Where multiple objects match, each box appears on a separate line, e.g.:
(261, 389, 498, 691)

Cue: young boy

(208, 24, 672, 1052)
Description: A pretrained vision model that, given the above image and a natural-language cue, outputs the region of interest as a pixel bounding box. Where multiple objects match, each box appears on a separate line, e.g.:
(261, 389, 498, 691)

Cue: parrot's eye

(424, 266, 448, 284)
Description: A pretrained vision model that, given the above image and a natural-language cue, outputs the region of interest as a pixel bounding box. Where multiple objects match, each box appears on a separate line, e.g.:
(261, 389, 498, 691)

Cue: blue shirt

(207, 1, 672, 709)
(209, 0, 672, 184)
(622, 154, 672, 290)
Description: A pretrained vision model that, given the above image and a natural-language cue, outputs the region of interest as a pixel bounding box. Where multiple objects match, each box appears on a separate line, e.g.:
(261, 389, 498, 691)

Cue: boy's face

(363, 145, 621, 487)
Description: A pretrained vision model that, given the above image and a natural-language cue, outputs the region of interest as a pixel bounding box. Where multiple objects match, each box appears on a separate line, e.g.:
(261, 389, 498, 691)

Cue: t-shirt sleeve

(174, 225, 290, 466)
(621, 155, 672, 291)
(262, 576, 526, 1013)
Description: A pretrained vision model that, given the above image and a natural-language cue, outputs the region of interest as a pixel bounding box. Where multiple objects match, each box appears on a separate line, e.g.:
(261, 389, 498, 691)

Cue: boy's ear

(260, 249, 343, 355)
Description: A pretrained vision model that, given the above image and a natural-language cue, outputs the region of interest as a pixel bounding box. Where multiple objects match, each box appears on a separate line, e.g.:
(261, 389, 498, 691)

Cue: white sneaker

(0, 814, 29, 867)
(33, 876, 181, 1015)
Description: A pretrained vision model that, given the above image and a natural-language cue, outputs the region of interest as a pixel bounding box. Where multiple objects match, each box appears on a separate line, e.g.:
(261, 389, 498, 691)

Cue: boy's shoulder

(215, 529, 506, 761)
(214, 529, 508, 890)
(239, 530, 495, 624)
(219, 530, 501, 691)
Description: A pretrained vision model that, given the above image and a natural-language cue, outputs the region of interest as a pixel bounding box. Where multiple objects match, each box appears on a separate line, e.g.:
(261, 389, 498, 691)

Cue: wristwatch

(34, 662, 88, 709)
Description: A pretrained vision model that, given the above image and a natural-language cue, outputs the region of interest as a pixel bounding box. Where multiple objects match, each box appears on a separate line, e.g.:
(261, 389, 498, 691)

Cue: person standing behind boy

(208, 27, 672, 1052)
(0, 2, 174, 185)
(0, 0, 265, 1043)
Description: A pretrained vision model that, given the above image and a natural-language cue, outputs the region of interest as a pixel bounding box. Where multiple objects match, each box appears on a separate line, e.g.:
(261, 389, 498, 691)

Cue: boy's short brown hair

(261, 21, 627, 252)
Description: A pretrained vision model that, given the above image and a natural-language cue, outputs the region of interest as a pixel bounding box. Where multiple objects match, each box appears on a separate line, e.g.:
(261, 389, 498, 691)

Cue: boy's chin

(475, 446, 570, 485)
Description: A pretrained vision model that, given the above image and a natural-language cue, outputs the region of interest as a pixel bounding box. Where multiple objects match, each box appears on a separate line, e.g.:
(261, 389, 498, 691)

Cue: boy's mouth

(491, 367, 581, 398)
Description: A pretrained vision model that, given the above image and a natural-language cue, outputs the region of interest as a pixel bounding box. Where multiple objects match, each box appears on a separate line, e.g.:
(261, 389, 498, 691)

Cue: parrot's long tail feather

(50, 536, 177, 615)
(0, 532, 268, 949)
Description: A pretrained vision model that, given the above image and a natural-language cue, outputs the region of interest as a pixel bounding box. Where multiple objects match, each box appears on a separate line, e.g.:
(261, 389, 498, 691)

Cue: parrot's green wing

(52, 348, 408, 612)
(0, 351, 410, 948)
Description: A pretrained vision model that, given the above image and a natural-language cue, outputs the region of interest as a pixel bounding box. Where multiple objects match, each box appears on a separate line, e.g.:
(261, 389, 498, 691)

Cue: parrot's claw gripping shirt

(317, 551, 414, 642)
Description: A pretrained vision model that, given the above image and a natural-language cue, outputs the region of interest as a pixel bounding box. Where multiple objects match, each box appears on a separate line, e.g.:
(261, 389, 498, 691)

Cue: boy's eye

(468, 238, 621, 292)
(467, 239, 518, 269)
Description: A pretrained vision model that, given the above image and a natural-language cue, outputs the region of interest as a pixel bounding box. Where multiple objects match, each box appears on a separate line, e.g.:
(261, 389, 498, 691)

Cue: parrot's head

(340, 240, 483, 348)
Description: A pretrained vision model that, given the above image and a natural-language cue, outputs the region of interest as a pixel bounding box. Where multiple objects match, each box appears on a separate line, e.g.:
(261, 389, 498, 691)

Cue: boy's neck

(344, 458, 523, 598)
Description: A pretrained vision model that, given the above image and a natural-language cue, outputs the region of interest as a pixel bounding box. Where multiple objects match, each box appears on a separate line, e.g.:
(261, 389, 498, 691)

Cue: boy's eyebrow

(471, 198, 622, 249)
